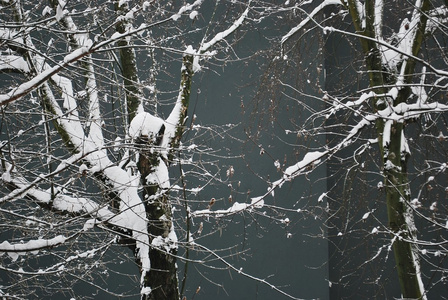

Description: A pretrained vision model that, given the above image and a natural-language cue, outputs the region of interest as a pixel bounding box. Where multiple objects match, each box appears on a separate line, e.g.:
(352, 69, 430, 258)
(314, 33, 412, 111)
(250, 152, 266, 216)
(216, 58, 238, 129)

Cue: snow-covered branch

(0, 235, 68, 260)
(0, 42, 93, 106)
(281, 0, 341, 45)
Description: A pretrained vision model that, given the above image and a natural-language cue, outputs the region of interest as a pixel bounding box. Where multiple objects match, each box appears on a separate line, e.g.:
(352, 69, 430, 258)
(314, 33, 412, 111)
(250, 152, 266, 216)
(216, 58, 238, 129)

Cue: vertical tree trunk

(115, 1, 142, 123)
(346, 0, 430, 298)
(384, 121, 423, 299)
(114, 2, 180, 299)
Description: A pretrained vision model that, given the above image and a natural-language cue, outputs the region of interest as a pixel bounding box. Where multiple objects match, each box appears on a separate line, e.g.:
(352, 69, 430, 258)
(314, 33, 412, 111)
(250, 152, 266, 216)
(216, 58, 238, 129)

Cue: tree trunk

(114, 2, 180, 298)
(345, 0, 430, 297)
(384, 121, 423, 299)
(115, 1, 142, 123)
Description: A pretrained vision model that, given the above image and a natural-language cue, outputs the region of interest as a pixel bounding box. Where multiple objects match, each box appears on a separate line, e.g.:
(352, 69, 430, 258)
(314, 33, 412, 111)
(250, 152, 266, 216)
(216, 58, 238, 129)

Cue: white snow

(118, 0, 129, 8)
(129, 112, 165, 140)
(55, 0, 65, 21)
(430, 202, 437, 211)
(281, 218, 290, 225)
(284, 151, 323, 178)
(410, 198, 422, 209)
(151, 225, 178, 253)
(0, 55, 30, 73)
(281, 0, 341, 45)
(42, 6, 52, 16)
(362, 212, 370, 220)
(141, 286, 152, 296)
(83, 219, 96, 231)
(192, 201, 256, 217)
(200, 6, 250, 52)
(171, 0, 204, 21)
(142, 1, 151, 11)
(318, 192, 327, 203)
(274, 159, 281, 170)
(145, 157, 170, 189)
(382, 120, 392, 148)
(0, 235, 67, 261)
(79, 164, 88, 174)
(250, 196, 264, 208)
(189, 11, 198, 19)
(64, 42, 92, 63)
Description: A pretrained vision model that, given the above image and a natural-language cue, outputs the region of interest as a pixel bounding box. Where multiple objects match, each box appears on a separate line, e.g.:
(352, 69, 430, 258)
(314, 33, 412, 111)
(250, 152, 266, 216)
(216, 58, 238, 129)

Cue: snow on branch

(281, 0, 341, 46)
(171, 0, 204, 21)
(0, 41, 93, 106)
(0, 160, 116, 222)
(181, 2, 251, 74)
(191, 197, 264, 218)
(191, 111, 379, 218)
(271, 113, 377, 190)
(158, 1, 253, 152)
(0, 55, 30, 73)
(0, 235, 68, 261)
(0, 156, 80, 204)
(199, 4, 250, 53)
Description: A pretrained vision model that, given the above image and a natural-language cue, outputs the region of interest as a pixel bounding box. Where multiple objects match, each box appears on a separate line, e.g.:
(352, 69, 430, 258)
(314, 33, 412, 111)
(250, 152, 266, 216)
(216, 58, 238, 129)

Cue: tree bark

(115, 1, 142, 123)
(345, 0, 430, 298)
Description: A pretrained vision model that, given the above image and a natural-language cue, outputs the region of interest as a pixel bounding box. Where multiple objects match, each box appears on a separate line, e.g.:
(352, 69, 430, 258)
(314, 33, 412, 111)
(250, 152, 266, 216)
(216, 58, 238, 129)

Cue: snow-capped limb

(164, 52, 194, 160)
(84, 60, 104, 147)
(345, 0, 367, 34)
(379, 101, 448, 122)
(275, 113, 377, 187)
(0, 159, 118, 221)
(0, 55, 30, 73)
(0, 155, 81, 204)
(42, 239, 114, 274)
(220, 113, 379, 217)
(0, 44, 93, 107)
(191, 198, 264, 218)
(412, 67, 429, 106)
(179, 3, 251, 74)
(52, 8, 105, 148)
(400, 0, 430, 66)
(0, 235, 68, 258)
(165, 4, 253, 152)
(281, 0, 342, 46)
(171, 0, 204, 21)
(129, 112, 165, 143)
(404, 204, 427, 300)
(199, 3, 251, 53)
(426, 5, 448, 33)
(327, 91, 376, 117)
